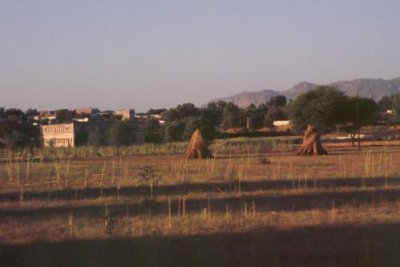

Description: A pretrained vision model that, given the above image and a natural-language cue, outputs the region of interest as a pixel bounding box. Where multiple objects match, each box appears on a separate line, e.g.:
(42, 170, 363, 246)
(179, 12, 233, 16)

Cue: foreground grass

(1, 203, 400, 267)
(1, 142, 399, 193)
(1, 201, 399, 245)
(1, 141, 400, 266)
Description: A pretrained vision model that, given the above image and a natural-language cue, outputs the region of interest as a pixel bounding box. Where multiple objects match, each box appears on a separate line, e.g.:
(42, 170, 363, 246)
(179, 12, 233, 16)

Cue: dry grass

(1, 143, 399, 192)
(1, 139, 400, 266)
(1, 201, 399, 246)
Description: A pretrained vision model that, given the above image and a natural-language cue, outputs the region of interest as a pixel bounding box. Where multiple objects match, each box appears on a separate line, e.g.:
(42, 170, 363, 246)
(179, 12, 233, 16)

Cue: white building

(40, 123, 75, 147)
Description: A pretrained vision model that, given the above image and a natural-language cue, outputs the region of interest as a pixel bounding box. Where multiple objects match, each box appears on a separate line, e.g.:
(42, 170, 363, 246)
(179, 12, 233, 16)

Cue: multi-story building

(40, 121, 145, 147)
(40, 123, 75, 147)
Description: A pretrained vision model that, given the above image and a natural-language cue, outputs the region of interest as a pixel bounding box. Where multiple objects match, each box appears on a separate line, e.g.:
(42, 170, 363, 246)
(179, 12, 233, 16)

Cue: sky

(1, 0, 400, 112)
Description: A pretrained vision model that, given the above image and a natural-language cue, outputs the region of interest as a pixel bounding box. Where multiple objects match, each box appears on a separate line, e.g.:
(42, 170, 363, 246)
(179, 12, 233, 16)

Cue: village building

(74, 107, 99, 117)
(273, 120, 291, 132)
(72, 117, 89, 123)
(114, 109, 135, 121)
(40, 121, 145, 148)
(33, 111, 57, 124)
(386, 109, 399, 123)
(135, 112, 166, 125)
(40, 123, 75, 147)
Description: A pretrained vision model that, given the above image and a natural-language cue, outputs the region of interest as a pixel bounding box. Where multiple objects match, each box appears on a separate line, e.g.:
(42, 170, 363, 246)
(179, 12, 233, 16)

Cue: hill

(208, 77, 400, 108)
(210, 89, 278, 107)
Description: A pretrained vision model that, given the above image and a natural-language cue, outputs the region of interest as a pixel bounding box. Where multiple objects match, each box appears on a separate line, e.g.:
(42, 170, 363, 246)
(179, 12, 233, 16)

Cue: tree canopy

(288, 86, 346, 133)
(288, 86, 378, 134)
(0, 108, 38, 150)
(378, 93, 400, 115)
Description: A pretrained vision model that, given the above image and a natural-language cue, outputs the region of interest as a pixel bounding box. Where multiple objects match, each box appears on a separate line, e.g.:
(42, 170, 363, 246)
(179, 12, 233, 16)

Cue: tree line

(0, 108, 38, 150)
(148, 86, 398, 142)
(0, 108, 138, 149)
(1, 86, 400, 149)
(145, 95, 288, 143)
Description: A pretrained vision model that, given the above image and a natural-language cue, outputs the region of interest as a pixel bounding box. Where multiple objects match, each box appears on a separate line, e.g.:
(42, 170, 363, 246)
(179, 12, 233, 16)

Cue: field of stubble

(1, 140, 400, 266)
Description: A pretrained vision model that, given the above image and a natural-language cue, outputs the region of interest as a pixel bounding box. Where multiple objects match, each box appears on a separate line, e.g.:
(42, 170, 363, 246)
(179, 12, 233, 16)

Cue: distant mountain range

(209, 77, 400, 108)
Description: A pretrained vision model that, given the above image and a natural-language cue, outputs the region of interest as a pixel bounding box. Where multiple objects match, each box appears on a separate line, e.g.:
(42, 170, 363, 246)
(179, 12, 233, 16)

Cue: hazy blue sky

(1, 0, 400, 112)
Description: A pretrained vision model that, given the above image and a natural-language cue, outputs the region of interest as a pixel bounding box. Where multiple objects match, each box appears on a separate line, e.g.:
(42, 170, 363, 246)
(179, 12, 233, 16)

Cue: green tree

(0, 108, 39, 150)
(0, 114, 38, 150)
(164, 120, 185, 142)
(267, 95, 287, 107)
(55, 109, 76, 123)
(165, 103, 200, 121)
(221, 102, 240, 130)
(335, 97, 378, 126)
(109, 121, 134, 146)
(263, 106, 286, 127)
(288, 86, 346, 133)
(240, 104, 260, 129)
(390, 94, 400, 116)
(147, 108, 167, 115)
(335, 97, 378, 145)
(144, 119, 164, 143)
(87, 125, 108, 146)
(378, 96, 393, 112)
(182, 116, 216, 141)
(201, 101, 227, 128)
(377, 93, 400, 114)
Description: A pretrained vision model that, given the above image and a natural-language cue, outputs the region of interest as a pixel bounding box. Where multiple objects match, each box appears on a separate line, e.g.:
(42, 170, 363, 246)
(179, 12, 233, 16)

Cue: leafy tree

(392, 94, 400, 115)
(263, 106, 286, 127)
(335, 97, 378, 126)
(87, 125, 108, 146)
(55, 109, 76, 123)
(75, 131, 89, 146)
(378, 96, 393, 112)
(221, 102, 240, 130)
(25, 108, 39, 117)
(376, 93, 400, 121)
(377, 95, 397, 124)
(4, 108, 26, 124)
(147, 108, 167, 115)
(0, 115, 38, 150)
(5, 108, 24, 117)
(288, 86, 346, 133)
(201, 101, 227, 128)
(356, 98, 378, 125)
(267, 95, 287, 107)
(182, 116, 216, 141)
(25, 109, 39, 124)
(164, 120, 185, 142)
(109, 121, 134, 146)
(239, 104, 265, 129)
(335, 97, 378, 145)
(144, 119, 164, 143)
(165, 103, 200, 121)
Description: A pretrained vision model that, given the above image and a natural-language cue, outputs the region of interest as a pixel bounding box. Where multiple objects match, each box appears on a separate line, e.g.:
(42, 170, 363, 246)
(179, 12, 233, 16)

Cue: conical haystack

(186, 129, 212, 159)
(296, 124, 327, 156)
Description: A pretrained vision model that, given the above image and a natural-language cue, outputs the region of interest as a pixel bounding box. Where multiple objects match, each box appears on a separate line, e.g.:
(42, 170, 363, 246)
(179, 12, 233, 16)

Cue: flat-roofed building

(40, 120, 145, 147)
(74, 107, 98, 116)
(35, 111, 56, 123)
(40, 123, 75, 147)
(114, 109, 135, 121)
(273, 120, 291, 132)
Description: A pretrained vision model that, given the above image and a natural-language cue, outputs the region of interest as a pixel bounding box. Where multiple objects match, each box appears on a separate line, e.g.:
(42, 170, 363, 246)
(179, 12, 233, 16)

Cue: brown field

(1, 140, 400, 266)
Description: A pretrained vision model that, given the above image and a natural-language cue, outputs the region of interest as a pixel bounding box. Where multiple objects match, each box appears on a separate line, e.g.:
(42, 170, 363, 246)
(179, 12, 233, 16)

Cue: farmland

(1, 138, 400, 266)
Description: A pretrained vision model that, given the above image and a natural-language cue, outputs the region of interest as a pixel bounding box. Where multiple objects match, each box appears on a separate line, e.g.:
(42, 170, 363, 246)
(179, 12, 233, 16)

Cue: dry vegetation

(1, 138, 400, 266)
